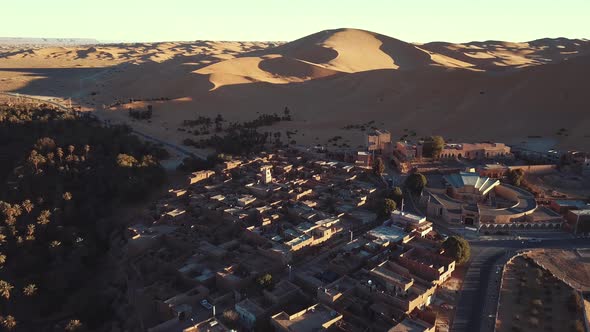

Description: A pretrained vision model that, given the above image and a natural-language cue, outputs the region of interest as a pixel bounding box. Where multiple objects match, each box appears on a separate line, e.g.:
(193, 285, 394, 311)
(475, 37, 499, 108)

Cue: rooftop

(570, 209, 590, 216)
(367, 225, 409, 244)
(235, 298, 266, 317)
(554, 200, 589, 209)
(392, 210, 426, 224)
(389, 317, 434, 332)
(272, 303, 342, 332)
(371, 266, 412, 289)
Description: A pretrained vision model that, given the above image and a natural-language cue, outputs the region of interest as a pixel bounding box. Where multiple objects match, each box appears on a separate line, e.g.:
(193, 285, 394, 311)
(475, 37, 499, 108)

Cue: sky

(2, 0, 589, 43)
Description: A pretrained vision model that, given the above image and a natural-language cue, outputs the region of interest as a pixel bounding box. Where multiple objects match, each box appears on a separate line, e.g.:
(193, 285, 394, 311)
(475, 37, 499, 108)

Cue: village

(124, 130, 590, 332)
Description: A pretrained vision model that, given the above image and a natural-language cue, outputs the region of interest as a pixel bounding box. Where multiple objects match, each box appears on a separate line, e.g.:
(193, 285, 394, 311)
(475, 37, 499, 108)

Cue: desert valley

(2, 18, 590, 332)
(2, 28, 590, 155)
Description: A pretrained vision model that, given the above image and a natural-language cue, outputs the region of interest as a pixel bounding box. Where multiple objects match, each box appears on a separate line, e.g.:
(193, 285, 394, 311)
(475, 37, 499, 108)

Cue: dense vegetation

(183, 109, 293, 154)
(0, 102, 166, 331)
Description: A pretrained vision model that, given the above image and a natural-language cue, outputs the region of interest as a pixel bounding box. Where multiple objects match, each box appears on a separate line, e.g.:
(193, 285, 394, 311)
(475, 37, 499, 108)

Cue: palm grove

(0, 102, 166, 331)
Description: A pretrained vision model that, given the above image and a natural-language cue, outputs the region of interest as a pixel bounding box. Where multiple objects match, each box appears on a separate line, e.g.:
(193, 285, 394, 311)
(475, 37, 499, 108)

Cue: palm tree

(21, 200, 34, 214)
(67, 145, 75, 157)
(0, 280, 14, 300)
(0, 253, 6, 266)
(83, 144, 90, 159)
(37, 210, 51, 225)
(57, 147, 64, 163)
(63, 192, 73, 201)
(1, 315, 16, 330)
(23, 284, 37, 296)
(26, 224, 35, 241)
(4, 216, 16, 227)
(27, 150, 46, 171)
(46, 151, 55, 164)
(6, 204, 22, 219)
(65, 319, 82, 331)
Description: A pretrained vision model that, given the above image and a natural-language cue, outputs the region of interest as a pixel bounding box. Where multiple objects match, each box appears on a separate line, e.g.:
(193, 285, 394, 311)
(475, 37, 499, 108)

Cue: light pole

(349, 230, 353, 242)
(287, 264, 292, 281)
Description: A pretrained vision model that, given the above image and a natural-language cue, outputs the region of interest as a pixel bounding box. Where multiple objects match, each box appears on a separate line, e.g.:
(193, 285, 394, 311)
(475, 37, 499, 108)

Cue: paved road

(451, 237, 590, 332)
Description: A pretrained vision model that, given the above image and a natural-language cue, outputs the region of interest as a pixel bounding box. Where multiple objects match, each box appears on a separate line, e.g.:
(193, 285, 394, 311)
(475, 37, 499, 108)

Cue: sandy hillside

(1, 28, 590, 154)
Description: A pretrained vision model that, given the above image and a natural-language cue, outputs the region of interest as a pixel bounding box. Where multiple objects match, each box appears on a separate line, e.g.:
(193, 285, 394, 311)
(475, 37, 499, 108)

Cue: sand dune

(188, 28, 437, 89)
(420, 37, 590, 70)
(1, 28, 590, 152)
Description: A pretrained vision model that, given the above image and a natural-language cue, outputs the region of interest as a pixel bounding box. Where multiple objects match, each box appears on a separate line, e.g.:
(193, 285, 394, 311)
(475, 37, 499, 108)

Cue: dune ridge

(1, 28, 590, 152)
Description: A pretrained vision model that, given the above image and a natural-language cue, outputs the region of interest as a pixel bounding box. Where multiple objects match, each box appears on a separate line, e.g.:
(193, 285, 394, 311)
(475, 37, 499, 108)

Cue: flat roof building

(271, 303, 342, 332)
(367, 225, 411, 245)
(439, 142, 511, 160)
(367, 129, 392, 152)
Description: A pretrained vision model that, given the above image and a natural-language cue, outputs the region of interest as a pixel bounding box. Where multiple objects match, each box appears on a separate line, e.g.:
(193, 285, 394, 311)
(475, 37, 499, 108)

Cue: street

(450, 237, 590, 332)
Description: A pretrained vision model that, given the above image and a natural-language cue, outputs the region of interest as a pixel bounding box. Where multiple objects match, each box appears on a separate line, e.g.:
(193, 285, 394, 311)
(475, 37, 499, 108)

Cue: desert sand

(1, 28, 590, 155)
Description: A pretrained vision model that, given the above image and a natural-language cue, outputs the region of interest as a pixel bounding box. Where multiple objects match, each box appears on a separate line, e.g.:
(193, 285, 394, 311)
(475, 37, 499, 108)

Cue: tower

(262, 166, 272, 184)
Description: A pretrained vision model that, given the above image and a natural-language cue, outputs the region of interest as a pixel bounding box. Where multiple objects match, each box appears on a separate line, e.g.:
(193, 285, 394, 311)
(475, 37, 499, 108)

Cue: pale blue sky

(3, 0, 589, 43)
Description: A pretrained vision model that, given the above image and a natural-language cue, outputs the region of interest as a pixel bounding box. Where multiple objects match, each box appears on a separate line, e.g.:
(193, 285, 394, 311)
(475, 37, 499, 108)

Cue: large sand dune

(1, 28, 589, 153)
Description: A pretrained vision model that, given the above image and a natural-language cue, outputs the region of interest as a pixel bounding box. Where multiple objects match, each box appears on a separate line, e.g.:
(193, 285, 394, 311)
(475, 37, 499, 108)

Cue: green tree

(56, 147, 64, 163)
(21, 199, 34, 214)
(34, 137, 56, 152)
(0, 315, 16, 330)
(67, 144, 75, 157)
(63, 192, 73, 201)
(27, 149, 46, 171)
(423, 136, 445, 158)
(508, 169, 525, 186)
(442, 236, 471, 264)
(380, 198, 397, 217)
(372, 157, 385, 175)
(83, 144, 91, 159)
(23, 284, 37, 296)
(26, 224, 35, 241)
(65, 319, 82, 331)
(116, 154, 138, 168)
(388, 186, 403, 206)
(0, 280, 14, 300)
(405, 173, 427, 195)
(36, 209, 51, 225)
(257, 273, 273, 289)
